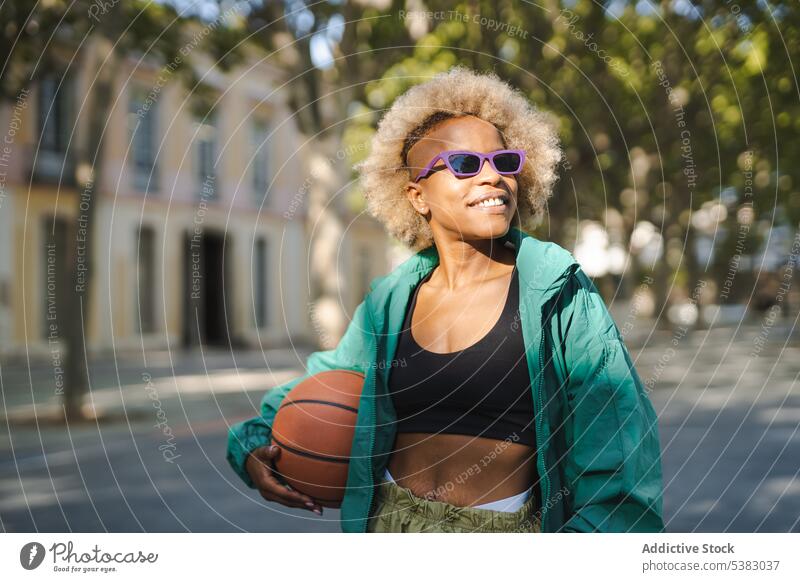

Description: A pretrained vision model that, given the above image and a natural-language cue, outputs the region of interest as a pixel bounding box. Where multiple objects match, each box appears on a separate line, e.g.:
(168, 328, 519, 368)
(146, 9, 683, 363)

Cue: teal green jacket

(226, 227, 665, 533)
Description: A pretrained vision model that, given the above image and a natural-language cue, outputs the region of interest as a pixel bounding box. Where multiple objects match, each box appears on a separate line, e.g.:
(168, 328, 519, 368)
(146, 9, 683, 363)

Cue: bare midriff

(386, 432, 538, 507)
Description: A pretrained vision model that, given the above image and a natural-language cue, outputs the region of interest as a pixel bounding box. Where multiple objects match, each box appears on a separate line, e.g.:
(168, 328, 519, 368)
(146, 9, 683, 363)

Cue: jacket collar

(397, 226, 578, 292)
(366, 227, 580, 336)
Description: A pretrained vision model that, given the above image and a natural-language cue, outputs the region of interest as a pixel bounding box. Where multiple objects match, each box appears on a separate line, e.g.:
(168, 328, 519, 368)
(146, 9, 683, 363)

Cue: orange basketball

(270, 370, 365, 507)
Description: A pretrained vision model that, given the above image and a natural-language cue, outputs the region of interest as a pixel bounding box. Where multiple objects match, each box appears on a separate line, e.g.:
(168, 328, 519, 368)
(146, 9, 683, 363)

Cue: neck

(428, 232, 516, 292)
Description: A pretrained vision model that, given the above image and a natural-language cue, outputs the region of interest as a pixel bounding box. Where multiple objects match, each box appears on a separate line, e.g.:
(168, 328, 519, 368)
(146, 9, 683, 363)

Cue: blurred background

(0, 0, 798, 532)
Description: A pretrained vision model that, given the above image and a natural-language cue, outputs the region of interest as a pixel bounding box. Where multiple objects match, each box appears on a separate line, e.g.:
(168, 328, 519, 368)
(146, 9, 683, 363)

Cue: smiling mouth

(468, 193, 510, 208)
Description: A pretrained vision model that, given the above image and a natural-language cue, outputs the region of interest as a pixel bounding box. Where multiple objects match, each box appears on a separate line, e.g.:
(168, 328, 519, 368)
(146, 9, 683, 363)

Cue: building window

(39, 77, 68, 153)
(128, 87, 159, 192)
(254, 237, 268, 329)
(194, 115, 217, 200)
(251, 119, 270, 205)
(136, 226, 157, 334)
(35, 75, 72, 181)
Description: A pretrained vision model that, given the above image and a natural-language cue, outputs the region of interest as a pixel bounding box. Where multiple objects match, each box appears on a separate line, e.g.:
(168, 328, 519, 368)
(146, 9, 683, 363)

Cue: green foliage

(341, 0, 798, 303)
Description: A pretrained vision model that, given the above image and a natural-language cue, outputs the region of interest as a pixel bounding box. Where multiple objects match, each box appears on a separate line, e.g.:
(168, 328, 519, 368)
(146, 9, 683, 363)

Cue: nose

(474, 156, 503, 185)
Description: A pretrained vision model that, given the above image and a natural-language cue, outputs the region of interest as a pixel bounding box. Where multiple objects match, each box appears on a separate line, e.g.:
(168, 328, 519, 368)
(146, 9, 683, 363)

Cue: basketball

(270, 370, 365, 507)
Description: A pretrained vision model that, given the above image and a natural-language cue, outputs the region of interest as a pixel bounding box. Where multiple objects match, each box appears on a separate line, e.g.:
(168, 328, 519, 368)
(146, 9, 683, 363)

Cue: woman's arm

(552, 268, 665, 532)
(226, 298, 375, 489)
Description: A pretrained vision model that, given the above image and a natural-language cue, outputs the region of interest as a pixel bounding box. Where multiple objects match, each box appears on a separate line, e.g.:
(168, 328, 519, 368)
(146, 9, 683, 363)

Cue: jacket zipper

(536, 263, 579, 532)
(537, 263, 580, 532)
(363, 301, 379, 533)
(537, 338, 551, 531)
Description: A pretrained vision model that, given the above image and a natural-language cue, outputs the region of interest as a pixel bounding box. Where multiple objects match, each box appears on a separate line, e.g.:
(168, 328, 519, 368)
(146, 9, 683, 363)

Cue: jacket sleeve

(226, 297, 375, 489)
(552, 268, 665, 532)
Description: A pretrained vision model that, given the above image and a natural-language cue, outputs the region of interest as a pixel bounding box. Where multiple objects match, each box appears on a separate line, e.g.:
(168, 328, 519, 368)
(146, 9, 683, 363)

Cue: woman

(227, 67, 665, 533)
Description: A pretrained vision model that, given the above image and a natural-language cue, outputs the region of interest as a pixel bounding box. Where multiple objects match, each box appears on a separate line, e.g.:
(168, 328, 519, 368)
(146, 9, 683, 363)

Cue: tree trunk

(63, 43, 117, 420)
(305, 135, 350, 350)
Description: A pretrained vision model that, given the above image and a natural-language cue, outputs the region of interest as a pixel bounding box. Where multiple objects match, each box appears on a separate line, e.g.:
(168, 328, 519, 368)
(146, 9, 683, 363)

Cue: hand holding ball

(269, 370, 365, 507)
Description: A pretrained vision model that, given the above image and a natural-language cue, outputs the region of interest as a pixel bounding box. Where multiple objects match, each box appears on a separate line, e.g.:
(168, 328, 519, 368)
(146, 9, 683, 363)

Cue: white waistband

(383, 467, 533, 513)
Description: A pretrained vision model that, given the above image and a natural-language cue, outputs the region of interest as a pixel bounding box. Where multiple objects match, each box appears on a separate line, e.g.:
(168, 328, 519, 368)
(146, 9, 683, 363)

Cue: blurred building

(0, 43, 387, 359)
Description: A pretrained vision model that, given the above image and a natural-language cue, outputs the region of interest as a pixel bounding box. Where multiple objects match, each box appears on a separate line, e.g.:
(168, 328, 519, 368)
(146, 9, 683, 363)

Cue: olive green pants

(366, 478, 541, 533)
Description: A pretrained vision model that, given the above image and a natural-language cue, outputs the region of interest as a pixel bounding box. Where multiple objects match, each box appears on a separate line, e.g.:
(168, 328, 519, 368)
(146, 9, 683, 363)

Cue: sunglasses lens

(493, 152, 522, 173)
(448, 153, 481, 175)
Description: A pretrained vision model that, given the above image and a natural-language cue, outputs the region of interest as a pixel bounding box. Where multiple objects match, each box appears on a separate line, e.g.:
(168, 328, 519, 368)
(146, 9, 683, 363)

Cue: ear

(405, 181, 429, 215)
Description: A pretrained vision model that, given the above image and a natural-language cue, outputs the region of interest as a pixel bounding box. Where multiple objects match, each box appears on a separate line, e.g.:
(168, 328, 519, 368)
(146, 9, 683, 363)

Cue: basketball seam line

(271, 435, 350, 464)
(281, 399, 359, 414)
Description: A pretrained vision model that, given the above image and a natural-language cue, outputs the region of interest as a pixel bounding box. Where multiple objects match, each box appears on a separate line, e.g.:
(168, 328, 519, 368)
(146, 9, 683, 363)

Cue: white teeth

(475, 197, 505, 207)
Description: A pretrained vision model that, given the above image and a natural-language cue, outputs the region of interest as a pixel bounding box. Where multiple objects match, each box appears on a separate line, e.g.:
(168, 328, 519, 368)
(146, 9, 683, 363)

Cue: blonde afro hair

(355, 66, 563, 251)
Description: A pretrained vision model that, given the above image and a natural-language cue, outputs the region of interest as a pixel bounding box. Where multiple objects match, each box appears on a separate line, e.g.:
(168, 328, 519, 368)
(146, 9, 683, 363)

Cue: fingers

(246, 446, 323, 514)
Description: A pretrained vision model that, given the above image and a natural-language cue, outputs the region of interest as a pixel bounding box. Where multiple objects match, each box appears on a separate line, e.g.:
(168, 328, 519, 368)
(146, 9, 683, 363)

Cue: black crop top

(388, 265, 538, 448)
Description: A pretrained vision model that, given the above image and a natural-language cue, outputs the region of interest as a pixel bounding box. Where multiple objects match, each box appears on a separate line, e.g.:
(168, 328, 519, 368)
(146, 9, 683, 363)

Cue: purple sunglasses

(412, 149, 526, 181)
